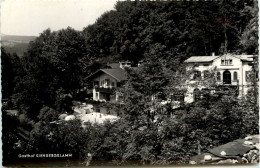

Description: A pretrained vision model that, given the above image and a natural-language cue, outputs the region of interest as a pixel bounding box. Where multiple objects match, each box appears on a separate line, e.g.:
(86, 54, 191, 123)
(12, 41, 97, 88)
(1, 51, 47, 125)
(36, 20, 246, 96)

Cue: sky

(1, 0, 118, 36)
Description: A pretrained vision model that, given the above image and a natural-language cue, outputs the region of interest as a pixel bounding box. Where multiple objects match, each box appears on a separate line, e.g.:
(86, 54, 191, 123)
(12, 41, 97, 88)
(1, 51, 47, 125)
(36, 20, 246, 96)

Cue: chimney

(119, 61, 131, 69)
(119, 62, 124, 69)
(212, 52, 215, 56)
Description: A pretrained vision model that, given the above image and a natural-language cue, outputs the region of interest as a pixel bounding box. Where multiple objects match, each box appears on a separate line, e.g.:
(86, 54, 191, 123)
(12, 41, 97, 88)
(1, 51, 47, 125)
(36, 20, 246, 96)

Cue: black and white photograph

(1, 0, 259, 167)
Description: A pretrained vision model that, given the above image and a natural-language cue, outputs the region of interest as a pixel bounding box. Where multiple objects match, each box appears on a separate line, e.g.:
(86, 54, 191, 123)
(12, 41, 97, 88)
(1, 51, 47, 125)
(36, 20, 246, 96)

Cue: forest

(2, 0, 259, 166)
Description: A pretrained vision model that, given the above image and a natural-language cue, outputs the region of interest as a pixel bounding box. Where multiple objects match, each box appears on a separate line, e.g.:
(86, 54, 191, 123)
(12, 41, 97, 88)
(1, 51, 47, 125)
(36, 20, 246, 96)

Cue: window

(221, 59, 233, 65)
(246, 71, 252, 82)
(225, 60, 228, 64)
(233, 71, 238, 81)
(223, 70, 231, 84)
(105, 79, 110, 86)
(106, 94, 110, 101)
(112, 82, 115, 87)
(203, 70, 210, 79)
(217, 72, 221, 81)
(193, 71, 201, 80)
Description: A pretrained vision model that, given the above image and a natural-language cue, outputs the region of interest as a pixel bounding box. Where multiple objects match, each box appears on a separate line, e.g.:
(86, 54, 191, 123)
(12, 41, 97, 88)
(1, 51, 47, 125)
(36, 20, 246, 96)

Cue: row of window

(193, 70, 210, 80)
(194, 70, 258, 82)
(94, 79, 115, 87)
(216, 71, 238, 81)
(221, 59, 233, 65)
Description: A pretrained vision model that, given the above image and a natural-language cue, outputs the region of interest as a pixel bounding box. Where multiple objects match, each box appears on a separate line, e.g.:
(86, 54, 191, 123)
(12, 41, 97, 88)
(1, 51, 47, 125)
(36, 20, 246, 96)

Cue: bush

(38, 106, 60, 122)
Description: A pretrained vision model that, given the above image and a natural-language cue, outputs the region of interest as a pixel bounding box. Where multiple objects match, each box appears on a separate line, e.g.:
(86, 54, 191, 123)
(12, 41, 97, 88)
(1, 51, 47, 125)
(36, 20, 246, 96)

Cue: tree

(4, 1, 258, 166)
(37, 106, 60, 123)
(26, 120, 91, 165)
(2, 111, 22, 166)
(83, 1, 253, 66)
(13, 27, 87, 119)
(1, 48, 21, 99)
(42, 27, 87, 95)
(239, 1, 258, 54)
(12, 54, 54, 119)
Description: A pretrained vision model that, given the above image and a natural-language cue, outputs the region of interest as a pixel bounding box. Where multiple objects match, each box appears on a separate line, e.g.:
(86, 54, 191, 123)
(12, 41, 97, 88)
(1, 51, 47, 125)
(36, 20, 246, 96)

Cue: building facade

(184, 53, 257, 103)
(86, 62, 132, 114)
(87, 62, 129, 102)
(87, 55, 257, 109)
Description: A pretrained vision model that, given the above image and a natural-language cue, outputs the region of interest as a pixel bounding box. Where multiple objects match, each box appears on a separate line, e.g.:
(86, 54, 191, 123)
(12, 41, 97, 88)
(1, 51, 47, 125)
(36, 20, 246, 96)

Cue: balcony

(94, 86, 114, 93)
(216, 80, 239, 86)
(231, 81, 239, 85)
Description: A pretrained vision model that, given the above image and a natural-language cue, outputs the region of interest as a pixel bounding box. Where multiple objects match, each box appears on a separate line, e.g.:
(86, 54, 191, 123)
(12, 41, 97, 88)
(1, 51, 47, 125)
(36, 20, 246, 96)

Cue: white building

(184, 53, 257, 103)
(86, 62, 130, 113)
(87, 68, 127, 102)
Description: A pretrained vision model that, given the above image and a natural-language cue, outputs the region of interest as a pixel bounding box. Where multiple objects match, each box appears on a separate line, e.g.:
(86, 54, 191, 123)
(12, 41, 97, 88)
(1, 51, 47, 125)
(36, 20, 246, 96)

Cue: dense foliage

(9, 28, 87, 119)
(2, 0, 258, 166)
(83, 0, 256, 65)
(13, 91, 258, 166)
(1, 48, 21, 99)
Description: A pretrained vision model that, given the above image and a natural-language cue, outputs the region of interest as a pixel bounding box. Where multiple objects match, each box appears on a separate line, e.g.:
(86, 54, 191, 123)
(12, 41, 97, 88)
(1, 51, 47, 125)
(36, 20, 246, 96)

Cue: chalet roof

(184, 56, 219, 63)
(87, 68, 127, 82)
(100, 68, 127, 81)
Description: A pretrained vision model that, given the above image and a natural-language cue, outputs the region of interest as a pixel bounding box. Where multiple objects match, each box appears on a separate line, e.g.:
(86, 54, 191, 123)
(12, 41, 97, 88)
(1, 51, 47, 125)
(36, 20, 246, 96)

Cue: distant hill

(2, 34, 37, 42)
(1, 34, 37, 57)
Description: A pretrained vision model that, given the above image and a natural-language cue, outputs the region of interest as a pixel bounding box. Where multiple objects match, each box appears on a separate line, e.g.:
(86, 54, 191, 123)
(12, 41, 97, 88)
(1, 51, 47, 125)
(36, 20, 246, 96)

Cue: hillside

(1, 34, 37, 57)
(2, 34, 37, 42)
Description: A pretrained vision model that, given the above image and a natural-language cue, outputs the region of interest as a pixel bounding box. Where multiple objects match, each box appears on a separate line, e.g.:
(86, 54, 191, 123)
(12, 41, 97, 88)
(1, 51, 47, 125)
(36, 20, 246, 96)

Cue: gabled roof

(232, 55, 254, 61)
(87, 68, 127, 82)
(214, 54, 255, 62)
(101, 68, 127, 81)
(184, 56, 219, 63)
(190, 135, 259, 164)
(185, 54, 255, 63)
